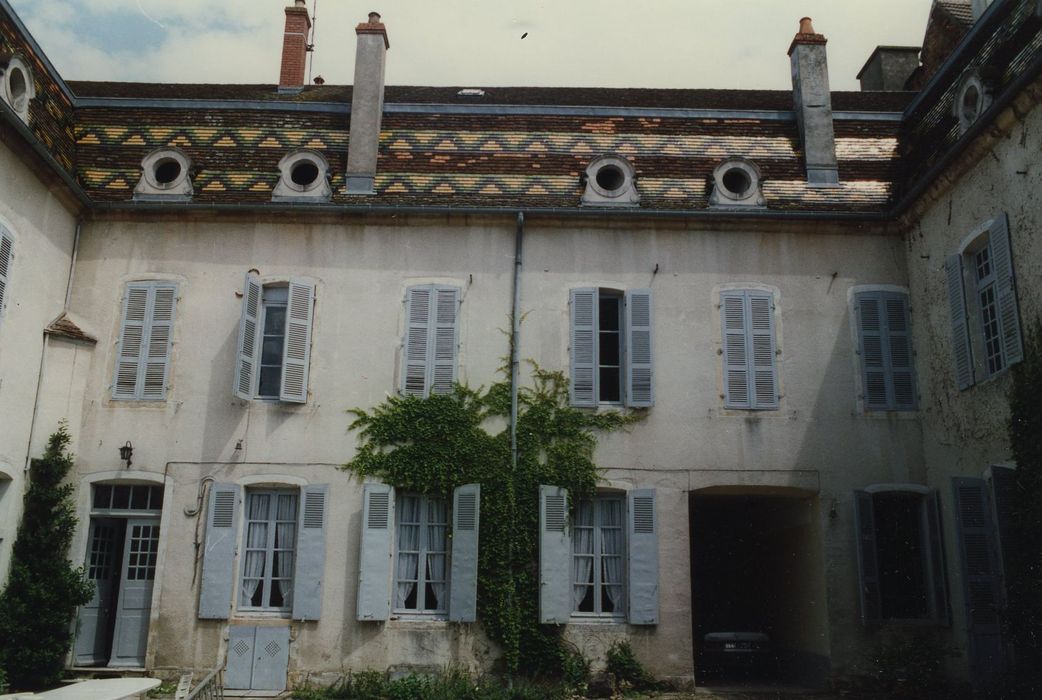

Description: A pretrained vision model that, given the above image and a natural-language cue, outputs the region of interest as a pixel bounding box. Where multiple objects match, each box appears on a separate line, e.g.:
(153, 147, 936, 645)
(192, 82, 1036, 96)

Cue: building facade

(0, 0, 1039, 693)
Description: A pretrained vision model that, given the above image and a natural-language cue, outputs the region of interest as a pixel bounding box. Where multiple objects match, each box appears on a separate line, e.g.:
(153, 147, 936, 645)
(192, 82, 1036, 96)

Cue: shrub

(605, 640, 656, 691)
(0, 425, 94, 690)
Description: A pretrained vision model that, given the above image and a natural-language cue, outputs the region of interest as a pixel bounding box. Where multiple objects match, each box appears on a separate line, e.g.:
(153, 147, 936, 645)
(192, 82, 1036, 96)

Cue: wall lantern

(119, 441, 133, 469)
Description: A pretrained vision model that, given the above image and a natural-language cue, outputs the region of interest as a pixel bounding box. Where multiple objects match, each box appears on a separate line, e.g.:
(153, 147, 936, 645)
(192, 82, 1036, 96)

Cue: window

(240, 490, 298, 611)
(538, 486, 658, 625)
(134, 149, 193, 200)
(401, 285, 460, 397)
(113, 281, 178, 401)
(853, 290, 917, 411)
(854, 487, 948, 624)
(569, 288, 653, 408)
(709, 158, 766, 209)
(0, 226, 13, 330)
(1, 55, 35, 124)
(572, 496, 625, 616)
(272, 150, 332, 202)
(357, 483, 481, 622)
(235, 274, 315, 403)
(92, 484, 164, 512)
(394, 494, 449, 615)
(581, 154, 639, 207)
(946, 214, 1022, 389)
(720, 289, 778, 410)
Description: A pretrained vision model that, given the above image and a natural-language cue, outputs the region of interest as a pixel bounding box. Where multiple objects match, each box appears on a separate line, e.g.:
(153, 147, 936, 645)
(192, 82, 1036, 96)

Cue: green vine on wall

(344, 367, 641, 675)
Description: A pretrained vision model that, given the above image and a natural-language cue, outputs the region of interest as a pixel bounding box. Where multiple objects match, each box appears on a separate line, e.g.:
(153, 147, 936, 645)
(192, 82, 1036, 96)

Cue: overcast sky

(8, 0, 937, 90)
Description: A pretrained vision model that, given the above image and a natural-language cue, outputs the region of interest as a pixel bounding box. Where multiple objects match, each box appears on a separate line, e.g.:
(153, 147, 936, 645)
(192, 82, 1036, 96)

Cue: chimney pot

(368, 12, 382, 23)
(798, 17, 815, 34)
(295, 0, 306, 7)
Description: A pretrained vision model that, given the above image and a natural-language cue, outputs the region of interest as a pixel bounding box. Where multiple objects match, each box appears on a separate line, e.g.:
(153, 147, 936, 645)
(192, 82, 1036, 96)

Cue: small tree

(0, 424, 93, 690)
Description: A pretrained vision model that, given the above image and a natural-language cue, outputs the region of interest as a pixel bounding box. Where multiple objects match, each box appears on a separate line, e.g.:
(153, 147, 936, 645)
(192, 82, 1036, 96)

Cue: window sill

(568, 614, 627, 625)
(387, 616, 450, 628)
(233, 610, 291, 621)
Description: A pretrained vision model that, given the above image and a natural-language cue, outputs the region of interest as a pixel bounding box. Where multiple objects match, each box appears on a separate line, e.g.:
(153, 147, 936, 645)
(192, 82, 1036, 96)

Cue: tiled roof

(937, 0, 974, 28)
(44, 313, 96, 343)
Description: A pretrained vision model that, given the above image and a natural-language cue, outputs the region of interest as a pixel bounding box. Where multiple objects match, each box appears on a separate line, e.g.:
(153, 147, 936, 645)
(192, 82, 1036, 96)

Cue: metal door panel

(225, 626, 255, 690)
(251, 626, 289, 691)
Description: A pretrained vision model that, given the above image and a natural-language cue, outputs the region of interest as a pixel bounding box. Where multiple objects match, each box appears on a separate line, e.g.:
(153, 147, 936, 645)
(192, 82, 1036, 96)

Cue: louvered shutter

(627, 489, 659, 625)
(539, 485, 571, 623)
(749, 292, 778, 408)
(624, 289, 654, 408)
(989, 466, 1014, 608)
(853, 490, 882, 624)
(989, 214, 1023, 366)
(235, 273, 263, 400)
(570, 289, 597, 407)
(885, 294, 916, 409)
(953, 477, 1006, 687)
(856, 292, 916, 411)
(279, 279, 314, 403)
(113, 285, 148, 399)
(449, 483, 480, 622)
(856, 294, 888, 409)
(721, 292, 749, 408)
(357, 483, 394, 621)
(199, 483, 241, 619)
(402, 287, 431, 397)
(924, 490, 950, 624)
(946, 255, 974, 390)
(292, 484, 327, 621)
(141, 285, 177, 400)
(431, 286, 459, 395)
(0, 228, 12, 325)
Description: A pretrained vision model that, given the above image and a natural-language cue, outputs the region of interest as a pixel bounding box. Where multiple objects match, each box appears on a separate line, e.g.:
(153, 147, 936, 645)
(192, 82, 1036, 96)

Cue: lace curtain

(573, 500, 595, 609)
(241, 493, 269, 605)
(395, 496, 421, 608)
(275, 494, 298, 605)
(426, 498, 448, 610)
(601, 499, 624, 608)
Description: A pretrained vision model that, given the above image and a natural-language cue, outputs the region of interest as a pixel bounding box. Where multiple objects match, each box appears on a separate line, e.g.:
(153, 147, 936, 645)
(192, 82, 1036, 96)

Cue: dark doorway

(689, 491, 829, 688)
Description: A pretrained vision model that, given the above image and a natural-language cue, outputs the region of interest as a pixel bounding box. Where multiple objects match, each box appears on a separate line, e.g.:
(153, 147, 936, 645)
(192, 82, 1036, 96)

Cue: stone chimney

(279, 0, 312, 92)
(857, 46, 921, 91)
(346, 12, 390, 195)
(788, 18, 839, 186)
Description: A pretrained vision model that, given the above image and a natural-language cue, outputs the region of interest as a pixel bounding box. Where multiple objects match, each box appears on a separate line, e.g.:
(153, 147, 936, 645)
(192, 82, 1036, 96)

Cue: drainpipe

(507, 211, 523, 684)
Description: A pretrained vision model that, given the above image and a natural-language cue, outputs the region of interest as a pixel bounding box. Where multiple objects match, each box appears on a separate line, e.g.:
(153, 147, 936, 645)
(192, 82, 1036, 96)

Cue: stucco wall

(0, 137, 76, 579)
(62, 214, 922, 683)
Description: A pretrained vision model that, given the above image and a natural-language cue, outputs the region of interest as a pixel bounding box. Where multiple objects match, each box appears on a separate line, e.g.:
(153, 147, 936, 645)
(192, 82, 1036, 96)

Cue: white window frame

(238, 489, 299, 614)
(571, 494, 627, 620)
(1, 54, 35, 124)
(393, 493, 450, 617)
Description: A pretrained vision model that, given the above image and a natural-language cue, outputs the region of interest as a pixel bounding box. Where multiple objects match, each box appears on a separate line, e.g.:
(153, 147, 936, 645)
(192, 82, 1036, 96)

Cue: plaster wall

(63, 215, 922, 683)
(0, 137, 76, 579)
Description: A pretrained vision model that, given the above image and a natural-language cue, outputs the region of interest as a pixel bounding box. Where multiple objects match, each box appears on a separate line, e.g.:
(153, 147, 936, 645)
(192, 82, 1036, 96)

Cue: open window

(854, 486, 949, 624)
(234, 273, 315, 403)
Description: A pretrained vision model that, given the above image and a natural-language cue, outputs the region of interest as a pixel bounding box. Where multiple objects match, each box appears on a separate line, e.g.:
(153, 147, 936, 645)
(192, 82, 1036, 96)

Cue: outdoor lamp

(119, 441, 133, 469)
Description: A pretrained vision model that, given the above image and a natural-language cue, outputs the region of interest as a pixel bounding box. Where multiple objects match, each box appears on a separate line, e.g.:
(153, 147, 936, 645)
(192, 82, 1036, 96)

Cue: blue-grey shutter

(402, 286, 431, 397)
(749, 292, 778, 409)
(627, 488, 659, 625)
(280, 279, 314, 403)
(199, 482, 241, 619)
(624, 289, 654, 408)
(856, 294, 888, 409)
(449, 483, 480, 622)
(989, 465, 1014, 608)
(113, 285, 150, 400)
(0, 228, 13, 326)
(292, 484, 327, 621)
(853, 490, 881, 624)
(431, 286, 460, 395)
(924, 490, 949, 624)
(953, 477, 1006, 688)
(141, 284, 177, 400)
(235, 273, 263, 400)
(570, 289, 597, 407)
(721, 291, 749, 408)
(946, 255, 974, 390)
(885, 294, 916, 409)
(539, 485, 571, 623)
(989, 214, 1023, 366)
(357, 482, 394, 621)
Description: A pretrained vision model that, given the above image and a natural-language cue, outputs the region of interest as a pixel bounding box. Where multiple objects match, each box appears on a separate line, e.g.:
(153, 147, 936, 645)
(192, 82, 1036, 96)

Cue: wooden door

(108, 518, 160, 667)
(73, 518, 120, 665)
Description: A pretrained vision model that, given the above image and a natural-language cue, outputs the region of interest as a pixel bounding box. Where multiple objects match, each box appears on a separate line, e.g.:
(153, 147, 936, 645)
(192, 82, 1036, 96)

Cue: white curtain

(275, 494, 298, 604)
(241, 494, 269, 604)
(601, 499, 624, 609)
(572, 500, 594, 609)
(426, 498, 448, 610)
(395, 496, 421, 608)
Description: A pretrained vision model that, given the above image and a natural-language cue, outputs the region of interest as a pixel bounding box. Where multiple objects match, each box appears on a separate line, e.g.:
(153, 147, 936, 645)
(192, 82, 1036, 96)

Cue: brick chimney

(788, 18, 839, 186)
(346, 12, 390, 194)
(279, 0, 312, 93)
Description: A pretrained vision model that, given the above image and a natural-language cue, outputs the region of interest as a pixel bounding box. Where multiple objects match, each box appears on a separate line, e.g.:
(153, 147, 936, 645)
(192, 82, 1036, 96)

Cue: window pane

(873, 493, 928, 619)
(149, 486, 164, 510)
(599, 368, 621, 402)
(263, 305, 286, 335)
(112, 485, 131, 510)
(131, 485, 149, 510)
(261, 337, 283, 365)
(258, 366, 282, 397)
(93, 484, 112, 509)
(599, 331, 620, 366)
(599, 296, 620, 331)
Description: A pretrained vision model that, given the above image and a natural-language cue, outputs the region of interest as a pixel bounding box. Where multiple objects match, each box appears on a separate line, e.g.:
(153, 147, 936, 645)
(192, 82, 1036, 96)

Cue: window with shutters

(401, 285, 460, 398)
(947, 215, 1022, 389)
(235, 275, 315, 403)
(719, 288, 778, 410)
(112, 281, 178, 401)
(854, 487, 948, 624)
(239, 490, 298, 612)
(853, 289, 917, 411)
(0, 226, 14, 331)
(569, 288, 653, 408)
(393, 494, 449, 615)
(572, 496, 626, 618)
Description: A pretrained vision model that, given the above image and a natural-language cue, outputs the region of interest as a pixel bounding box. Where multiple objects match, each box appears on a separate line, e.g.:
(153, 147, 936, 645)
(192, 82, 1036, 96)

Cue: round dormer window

(273, 150, 332, 201)
(582, 154, 639, 207)
(710, 158, 766, 209)
(8, 66, 27, 111)
(722, 168, 752, 197)
(1, 55, 35, 123)
(134, 148, 193, 200)
(953, 68, 993, 134)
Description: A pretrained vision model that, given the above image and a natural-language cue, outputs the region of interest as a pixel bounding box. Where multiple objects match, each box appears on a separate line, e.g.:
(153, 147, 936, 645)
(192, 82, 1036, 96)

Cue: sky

(7, 0, 938, 91)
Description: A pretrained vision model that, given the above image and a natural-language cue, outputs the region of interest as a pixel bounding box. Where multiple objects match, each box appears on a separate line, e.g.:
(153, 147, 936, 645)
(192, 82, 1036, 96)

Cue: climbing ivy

(344, 367, 640, 675)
